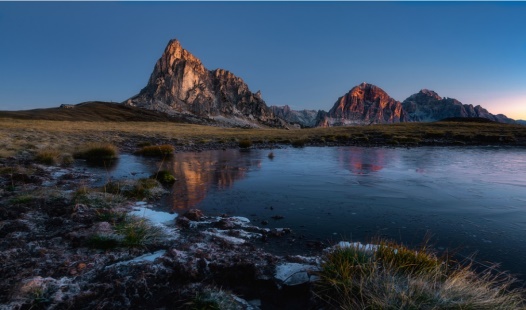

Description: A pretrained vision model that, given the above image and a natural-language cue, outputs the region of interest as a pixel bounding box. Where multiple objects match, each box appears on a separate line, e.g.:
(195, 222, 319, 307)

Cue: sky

(0, 2, 525, 120)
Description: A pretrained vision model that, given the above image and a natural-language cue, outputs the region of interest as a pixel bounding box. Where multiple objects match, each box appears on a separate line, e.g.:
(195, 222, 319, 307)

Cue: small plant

(74, 143, 118, 165)
(152, 170, 176, 185)
(135, 144, 175, 157)
(268, 152, 275, 159)
(34, 149, 61, 165)
(238, 139, 252, 149)
(103, 178, 161, 200)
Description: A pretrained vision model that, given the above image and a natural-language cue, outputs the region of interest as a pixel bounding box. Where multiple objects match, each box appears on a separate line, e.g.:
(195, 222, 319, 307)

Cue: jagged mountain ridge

(402, 89, 515, 124)
(125, 39, 284, 128)
(270, 105, 319, 128)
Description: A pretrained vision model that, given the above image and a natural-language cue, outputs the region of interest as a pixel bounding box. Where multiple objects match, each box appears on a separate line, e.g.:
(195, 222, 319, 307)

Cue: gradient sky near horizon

(1, 2, 525, 119)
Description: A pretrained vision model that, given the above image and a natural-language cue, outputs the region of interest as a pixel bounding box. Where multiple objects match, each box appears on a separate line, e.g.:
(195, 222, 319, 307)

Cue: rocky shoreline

(0, 154, 328, 309)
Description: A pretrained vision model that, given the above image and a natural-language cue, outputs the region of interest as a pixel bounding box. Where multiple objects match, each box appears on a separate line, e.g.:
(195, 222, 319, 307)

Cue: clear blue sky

(1, 2, 525, 119)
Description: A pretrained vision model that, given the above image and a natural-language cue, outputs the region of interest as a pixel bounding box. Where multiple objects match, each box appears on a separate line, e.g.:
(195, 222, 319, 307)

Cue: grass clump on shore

(135, 144, 174, 157)
(238, 139, 252, 149)
(103, 178, 162, 200)
(115, 216, 163, 247)
(315, 240, 525, 309)
(34, 149, 61, 165)
(74, 143, 118, 164)
(152, 170, 176, 185)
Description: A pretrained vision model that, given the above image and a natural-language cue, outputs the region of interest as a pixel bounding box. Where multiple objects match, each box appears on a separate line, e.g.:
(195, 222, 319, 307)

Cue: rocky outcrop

(402, 89, 516, 124)
(317, 83, 408, 127)
(126, 39, 284, 128)
(270, 105, 319, 128)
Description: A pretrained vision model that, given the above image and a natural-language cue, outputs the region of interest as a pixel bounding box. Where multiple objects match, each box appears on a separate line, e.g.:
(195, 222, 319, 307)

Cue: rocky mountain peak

(318, 83, 408, 126)
(419, 89, 442, 100)
(125, 39, 283, 128)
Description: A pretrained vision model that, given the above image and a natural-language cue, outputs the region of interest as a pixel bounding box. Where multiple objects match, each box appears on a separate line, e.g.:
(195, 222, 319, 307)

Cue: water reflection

(166, 149, 261, 210)
(337, 147, 385, 175)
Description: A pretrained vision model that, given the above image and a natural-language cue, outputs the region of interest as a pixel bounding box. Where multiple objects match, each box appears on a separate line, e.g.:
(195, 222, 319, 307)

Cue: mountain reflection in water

(166, 149, 261, 210)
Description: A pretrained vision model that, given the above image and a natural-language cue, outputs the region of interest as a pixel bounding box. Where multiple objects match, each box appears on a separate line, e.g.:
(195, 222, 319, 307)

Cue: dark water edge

(96, 146, 526, 280)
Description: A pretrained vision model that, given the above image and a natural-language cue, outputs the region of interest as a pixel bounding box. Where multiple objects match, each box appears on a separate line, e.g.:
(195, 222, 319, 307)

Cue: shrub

(74, 143, 118, 165)
(238, 139, 252, 149)
(152, 170, 176, 185)
(135, 144, 174, 157)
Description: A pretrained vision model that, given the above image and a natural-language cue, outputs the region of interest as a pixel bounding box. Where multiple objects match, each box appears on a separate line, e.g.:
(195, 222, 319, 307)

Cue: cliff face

(402, 90, 516, 124)
(126, 39, 283, 128)
(317, 83, 408, 127)
(270, 105, 319, 128)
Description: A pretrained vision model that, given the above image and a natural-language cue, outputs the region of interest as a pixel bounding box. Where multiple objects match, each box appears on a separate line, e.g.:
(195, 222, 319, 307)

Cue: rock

(274, 263, 319, 286)
(182, 209, 204, 221)
(125, 39, 286, 128)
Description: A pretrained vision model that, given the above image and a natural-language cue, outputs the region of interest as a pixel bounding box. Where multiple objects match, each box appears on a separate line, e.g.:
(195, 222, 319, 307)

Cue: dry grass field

(1, 117, 526, 158)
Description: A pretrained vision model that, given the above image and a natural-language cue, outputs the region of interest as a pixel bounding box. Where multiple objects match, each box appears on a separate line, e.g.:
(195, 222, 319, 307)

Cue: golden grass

(315, 241, 526, 309)
(0, 118, 525, 155)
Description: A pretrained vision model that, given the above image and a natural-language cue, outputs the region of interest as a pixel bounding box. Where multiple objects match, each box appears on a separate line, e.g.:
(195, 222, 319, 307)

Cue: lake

(98, 146, 526, 278)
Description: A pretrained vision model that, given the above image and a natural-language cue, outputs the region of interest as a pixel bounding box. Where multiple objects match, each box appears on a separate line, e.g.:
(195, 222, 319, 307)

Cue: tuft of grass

(238, 139, 252, 149)
(34, 149, 61, 165)
(268, 152, 275, 159)
(291, 138, 307, 148)
(315, 240, 526, 309)
(152, 170, 176, 185)
(74, 143, 118, 165)
(103, 178, 161, 200)
(135, 144, 174, 157)
(10, 194, 34, 204)
(115, 216, 163, 247)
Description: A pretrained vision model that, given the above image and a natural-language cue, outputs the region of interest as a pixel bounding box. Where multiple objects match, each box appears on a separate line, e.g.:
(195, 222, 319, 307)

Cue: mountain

(316, 83, 408, 127)
(402, 89, 516, 124)
(270, 105, 319, 128)
(125, 39, 284, 128)
(517, 120, 526, 126)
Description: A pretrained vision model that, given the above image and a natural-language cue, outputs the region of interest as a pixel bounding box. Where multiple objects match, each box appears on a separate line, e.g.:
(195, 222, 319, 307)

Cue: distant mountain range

(0, 39, 522, 128)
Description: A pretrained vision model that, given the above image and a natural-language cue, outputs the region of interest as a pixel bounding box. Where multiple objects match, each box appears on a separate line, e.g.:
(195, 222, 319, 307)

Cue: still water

(100, 147, 526, 278)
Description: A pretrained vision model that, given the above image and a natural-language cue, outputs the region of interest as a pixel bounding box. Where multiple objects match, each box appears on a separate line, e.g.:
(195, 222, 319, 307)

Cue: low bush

(135, 144, 174, 157)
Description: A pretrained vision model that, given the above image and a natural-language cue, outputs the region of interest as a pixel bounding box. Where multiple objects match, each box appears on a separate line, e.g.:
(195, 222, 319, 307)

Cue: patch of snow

(108, 250, 166, 268)
(230, 216, 251, 225)
(275, 263, 319, 286)
(130, 206, 177, 225)
(203, 229, 246, 245)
